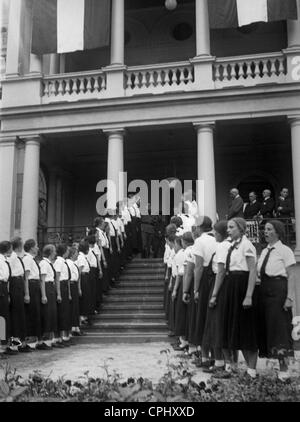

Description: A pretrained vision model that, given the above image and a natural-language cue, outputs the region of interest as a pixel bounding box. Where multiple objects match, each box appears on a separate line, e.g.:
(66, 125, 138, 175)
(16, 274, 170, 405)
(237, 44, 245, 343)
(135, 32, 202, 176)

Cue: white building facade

(1, 0, 300, 313)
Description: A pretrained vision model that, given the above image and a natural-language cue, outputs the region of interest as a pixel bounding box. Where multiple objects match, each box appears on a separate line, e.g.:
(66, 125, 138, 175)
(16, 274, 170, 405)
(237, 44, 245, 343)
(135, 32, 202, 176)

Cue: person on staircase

(76, 240, 92, 328)
(66, 246, 83, 337)
(141, 203, 155, 259)
(0, 241, 14, 356)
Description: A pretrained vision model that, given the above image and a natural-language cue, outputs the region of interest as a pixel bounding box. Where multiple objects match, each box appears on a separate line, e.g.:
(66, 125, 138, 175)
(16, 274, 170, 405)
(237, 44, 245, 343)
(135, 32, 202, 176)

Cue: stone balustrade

(213, 52, 287, 88)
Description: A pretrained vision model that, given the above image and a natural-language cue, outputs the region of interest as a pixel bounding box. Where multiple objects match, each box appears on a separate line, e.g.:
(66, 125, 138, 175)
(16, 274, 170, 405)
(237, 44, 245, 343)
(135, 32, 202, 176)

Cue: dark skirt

(95, 267, 103, 310)
(130, 217, 138, 251)
(223, 271, 258, 351)
(174, 278, 187, 337)
(0, 281, 10, 341)
(125, 223, 133, 258)
(165, 269, 172, 319)
(194, 267, 215, 347)
(25, 279, 42, 338)
(111, 237, 120, 279)
(168, 276, 176, 332)
(202, 275, 226, 350)
(79, 272, 92, 316)
(57, 280, 71, 331)
(89, 267, 98, 312)
(41, 282, 57, 333)
(9, 276, 26, 340)
(186, 279, 199, 345)
(258, 275, 293, 358)
(70, 282, 80, 328)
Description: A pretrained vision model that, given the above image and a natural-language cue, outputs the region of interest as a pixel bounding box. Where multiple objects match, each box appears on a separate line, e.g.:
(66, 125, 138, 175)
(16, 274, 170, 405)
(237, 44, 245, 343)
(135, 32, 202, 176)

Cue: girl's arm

(243, 256, 257, 308)
(284, 265, 296, 311)
(40, 274, 47, 304)
(24, 269, 30, 304)
(55, 271, 62, 303)
(183, 261, 194, 303)
(209, 263, 226, 307)
(194, 256, 204, 302)
(172, 274, 181, 300)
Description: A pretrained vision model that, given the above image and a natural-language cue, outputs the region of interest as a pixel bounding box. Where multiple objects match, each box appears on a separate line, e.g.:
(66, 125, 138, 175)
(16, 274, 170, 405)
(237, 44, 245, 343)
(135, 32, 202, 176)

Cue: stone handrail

(125, 61, 194, 95)
(42, 69, 106, 103)
(213, 51, 287, 88)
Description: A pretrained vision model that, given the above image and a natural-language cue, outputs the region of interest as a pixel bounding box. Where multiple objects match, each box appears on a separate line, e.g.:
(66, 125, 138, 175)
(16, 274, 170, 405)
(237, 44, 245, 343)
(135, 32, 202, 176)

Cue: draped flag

(208, 0, 298, 29)
(31, 0, 111, 54)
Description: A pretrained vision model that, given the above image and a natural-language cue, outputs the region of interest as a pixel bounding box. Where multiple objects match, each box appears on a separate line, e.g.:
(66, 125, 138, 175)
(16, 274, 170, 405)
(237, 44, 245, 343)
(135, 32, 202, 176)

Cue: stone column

(29, 54, 42, 74)
(287, 0, 300, 48)
(291, 117, 300, 319)
(190, 0, 214, 90)
(20, 136, 41, 241)
(110, 0, 125, 65)
(49, 54, 60, 74)
(195, 0, 211, 56)
(105, 129, 125, 210)
(5, 0, 23, 76)
(194, 123, 217, 222)
(0, 137, 17, 239)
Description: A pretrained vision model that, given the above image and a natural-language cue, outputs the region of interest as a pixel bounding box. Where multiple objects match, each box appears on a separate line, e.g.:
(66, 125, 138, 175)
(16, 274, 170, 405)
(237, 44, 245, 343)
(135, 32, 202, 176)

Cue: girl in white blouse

(257, 220, 296, 381)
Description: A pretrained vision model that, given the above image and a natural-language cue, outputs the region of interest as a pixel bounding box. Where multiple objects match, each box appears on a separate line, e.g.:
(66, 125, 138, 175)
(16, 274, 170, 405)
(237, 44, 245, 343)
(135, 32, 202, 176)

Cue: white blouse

(0, 254, 10, 282)
(40, 258, 55, 282)
(257, 241, 296, 277)
(76, 252, 90, 273)
(173, 249, 186, 277)
(66, 259, 79, 282)
(23, 253, 40, 280)
(192, 232, 217, 267)
(212, 240, 231, 274)
(228, 235, 257, 272)
(8, 251, 24, 277)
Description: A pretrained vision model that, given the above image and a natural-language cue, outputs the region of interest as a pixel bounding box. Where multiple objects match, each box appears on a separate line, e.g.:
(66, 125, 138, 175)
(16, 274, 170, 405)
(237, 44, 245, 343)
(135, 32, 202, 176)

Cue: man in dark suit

(244, 191, 261, 219)
(275, 188, 293, 218)
(227, 188, 244, 219)
(258, 189, 275, 219)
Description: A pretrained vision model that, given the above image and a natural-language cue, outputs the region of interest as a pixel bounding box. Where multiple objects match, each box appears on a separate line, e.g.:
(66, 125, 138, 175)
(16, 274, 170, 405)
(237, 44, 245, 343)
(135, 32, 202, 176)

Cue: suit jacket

(244, 201, 261, 219)
(260, 197, 275, 218)
(276, 197, 293, 217)
(228, 196, 244, 219)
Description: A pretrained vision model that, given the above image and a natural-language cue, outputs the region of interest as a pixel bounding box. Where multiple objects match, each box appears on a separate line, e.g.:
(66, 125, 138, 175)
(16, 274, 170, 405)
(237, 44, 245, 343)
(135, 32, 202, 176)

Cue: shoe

(3, 347, 19, 355)
(173, 344, 189, 352)
(10, 338, 22, 347)
(71, 331, 81, 337)
(36, 343, 52, 351)
(18, 344, 33, 353)
(52, 342, 65, 348)
(202, 365, 225, 374)
(212, 370, 232, 379)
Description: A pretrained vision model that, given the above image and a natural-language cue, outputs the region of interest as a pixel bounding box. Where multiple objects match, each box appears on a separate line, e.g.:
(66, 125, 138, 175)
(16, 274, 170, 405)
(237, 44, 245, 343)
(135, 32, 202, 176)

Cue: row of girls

(0, 199, 142, 356)
(164, 215, 297, 381)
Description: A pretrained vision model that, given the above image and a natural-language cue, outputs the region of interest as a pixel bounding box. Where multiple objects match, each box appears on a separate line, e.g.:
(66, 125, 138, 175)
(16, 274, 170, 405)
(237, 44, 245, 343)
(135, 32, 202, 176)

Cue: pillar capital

(19, 134, 43, 146)
(0, 136, 18, 147)
(288, 116, 300, 127)
(103, 128, 126, 137)
(193, 121, 215, 132)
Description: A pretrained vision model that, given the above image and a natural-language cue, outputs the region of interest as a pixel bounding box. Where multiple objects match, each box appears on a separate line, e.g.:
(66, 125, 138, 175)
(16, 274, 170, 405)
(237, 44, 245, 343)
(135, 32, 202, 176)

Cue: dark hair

(165, 223, 177, 237)
(214, 220, 228, 242)
(0, 241, 12, 254)
(86, 235, 96, 245)
(94, 217, 104, 228)
(200, 216, 213, 232)
(79, 240, 89, 254)
(170, 216, 183, 228)
(11, 236, 23, 251)
(267, 220, 286, 242)
(68, 246, 78, 259)
(24, 239, 36, 253)
(43, 244, 55, 258)
(182, 231, 194, 246)
(167, 233, 176, 243)
(88, 228, 97, 236)
(56, 243, 68, 257)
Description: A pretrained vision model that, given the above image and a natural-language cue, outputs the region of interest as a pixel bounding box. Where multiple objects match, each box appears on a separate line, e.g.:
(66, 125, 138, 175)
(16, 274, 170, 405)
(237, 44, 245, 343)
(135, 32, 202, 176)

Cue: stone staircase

(79, 258, 169, 343)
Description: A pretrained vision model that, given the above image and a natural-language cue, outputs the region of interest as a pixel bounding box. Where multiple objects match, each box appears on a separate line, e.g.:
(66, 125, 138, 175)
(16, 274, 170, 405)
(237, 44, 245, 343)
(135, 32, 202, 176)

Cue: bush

(1, 351, 300, 402)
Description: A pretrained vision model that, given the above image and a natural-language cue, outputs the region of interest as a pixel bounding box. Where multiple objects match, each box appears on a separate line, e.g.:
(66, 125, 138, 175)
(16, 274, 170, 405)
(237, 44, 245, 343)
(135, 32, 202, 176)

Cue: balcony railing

(125, 61, 195, 95)
(42, 70, 106, 103)
(213, 52, 287, 88)
(3, 50, 294, 107)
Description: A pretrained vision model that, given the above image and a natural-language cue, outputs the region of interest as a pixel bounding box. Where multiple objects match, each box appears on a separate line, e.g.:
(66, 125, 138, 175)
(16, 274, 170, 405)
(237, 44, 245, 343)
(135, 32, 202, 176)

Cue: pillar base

(190, 55, 215, 91)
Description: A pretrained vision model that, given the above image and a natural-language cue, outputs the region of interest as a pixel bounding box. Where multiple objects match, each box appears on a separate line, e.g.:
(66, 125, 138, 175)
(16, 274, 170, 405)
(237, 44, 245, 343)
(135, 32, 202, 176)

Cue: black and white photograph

(0, 0, 300, 405)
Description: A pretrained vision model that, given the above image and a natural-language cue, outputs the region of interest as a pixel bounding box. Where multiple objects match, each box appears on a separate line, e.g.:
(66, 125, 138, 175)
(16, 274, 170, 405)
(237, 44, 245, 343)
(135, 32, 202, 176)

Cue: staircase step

(98, 313, 165, 320)
(126, 263, 165, 269)
(74, 333, 170, 344)
(103, 295, 163, 303)
(124, 268, 165, 274)
(117, 282, 165, 288)
(119, 275, 164, 281)
(86, 322, 168, 332)
(109, 288, 164, 296)
(133, 258, 163, 263)
(101, 304, 164, 313)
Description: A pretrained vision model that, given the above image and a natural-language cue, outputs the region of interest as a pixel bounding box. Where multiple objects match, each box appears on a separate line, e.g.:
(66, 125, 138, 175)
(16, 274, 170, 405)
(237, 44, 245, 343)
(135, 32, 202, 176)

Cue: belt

(70, 280, 78, 284)
(0, 280, 8, 283)
(262, 275, 287, 281)
(28, 279, 40, 282)
(60, 279, 69, 282)
(228, 271, 249, 275)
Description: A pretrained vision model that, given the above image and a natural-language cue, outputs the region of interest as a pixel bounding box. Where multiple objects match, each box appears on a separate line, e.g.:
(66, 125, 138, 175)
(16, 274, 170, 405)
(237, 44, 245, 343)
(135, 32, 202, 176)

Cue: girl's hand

(243, 296, 252, 309)
(172, 291, 177, 301)
(194, 291, 199, 303)
(41, 296, 47, 305)
(283, 298, 293, 311)
(78, 289, 82, 297)
(182, 293, 190, 304)
(24, 294, 30, 304)
(57, 295, 62, 304)
(209, 296, 217, 308)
